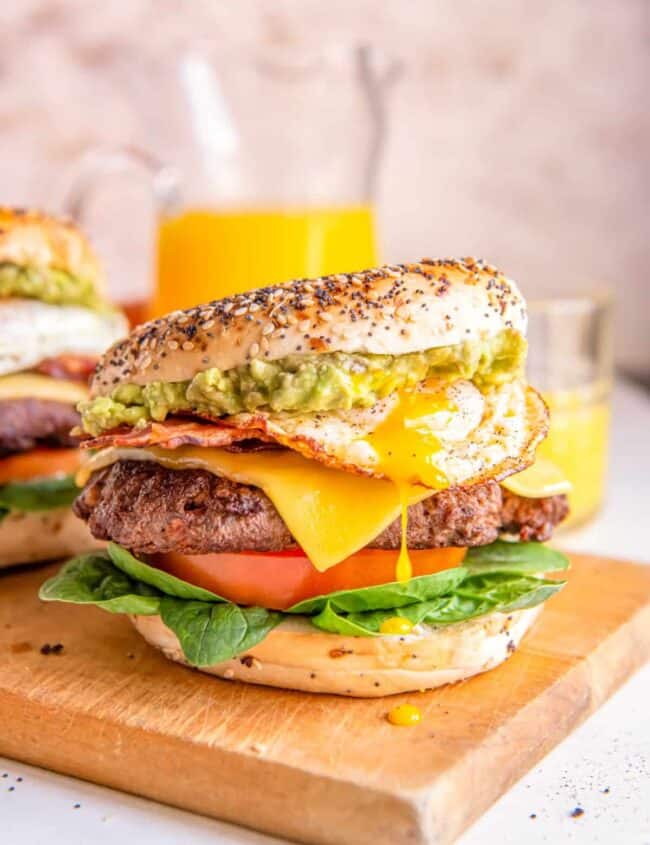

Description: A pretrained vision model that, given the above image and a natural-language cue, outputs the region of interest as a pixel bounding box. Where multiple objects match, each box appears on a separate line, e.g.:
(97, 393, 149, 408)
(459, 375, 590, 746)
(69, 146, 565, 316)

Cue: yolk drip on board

(387, 704, 422, 726)
(363, 383, 453, 582)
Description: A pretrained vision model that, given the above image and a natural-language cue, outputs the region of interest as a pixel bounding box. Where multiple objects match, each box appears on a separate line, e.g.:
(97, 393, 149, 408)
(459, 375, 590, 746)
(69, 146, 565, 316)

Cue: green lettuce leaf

(39, 553, 162, 615)
(107, 543, 225, 602)
(465, 540, 569, 575)
(0, 475, 79, 513)
(159, 599, 283, 666)
(288, 566, 468, 614)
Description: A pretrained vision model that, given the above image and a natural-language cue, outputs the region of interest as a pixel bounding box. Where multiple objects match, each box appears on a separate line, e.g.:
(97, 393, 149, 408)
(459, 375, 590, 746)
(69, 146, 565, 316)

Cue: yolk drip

(379, 616, 415, 635)
(387, 704, 423, 726)
(363, 384, 453, 582)
(396, 486, 411, 582)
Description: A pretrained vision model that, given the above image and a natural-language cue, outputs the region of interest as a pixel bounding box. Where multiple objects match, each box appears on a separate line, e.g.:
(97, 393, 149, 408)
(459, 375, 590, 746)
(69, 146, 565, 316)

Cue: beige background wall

(1, 0, 648, 375)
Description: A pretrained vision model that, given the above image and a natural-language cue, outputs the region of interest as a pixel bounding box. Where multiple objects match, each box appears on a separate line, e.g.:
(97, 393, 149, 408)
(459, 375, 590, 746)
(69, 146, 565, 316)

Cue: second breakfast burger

(42, 259, 570, 695)
(0, 208, 127, 567)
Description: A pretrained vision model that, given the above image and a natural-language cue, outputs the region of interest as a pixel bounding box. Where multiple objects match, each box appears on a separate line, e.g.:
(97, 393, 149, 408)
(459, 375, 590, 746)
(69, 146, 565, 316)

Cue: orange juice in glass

(527, 293, 613, 528)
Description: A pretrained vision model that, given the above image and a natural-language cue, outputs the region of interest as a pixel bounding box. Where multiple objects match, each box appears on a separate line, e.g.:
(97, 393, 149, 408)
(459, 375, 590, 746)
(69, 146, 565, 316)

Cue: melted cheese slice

(78, 446, 434, 571)
(0, 373, 88, 404)
(501, 458, 572, 498)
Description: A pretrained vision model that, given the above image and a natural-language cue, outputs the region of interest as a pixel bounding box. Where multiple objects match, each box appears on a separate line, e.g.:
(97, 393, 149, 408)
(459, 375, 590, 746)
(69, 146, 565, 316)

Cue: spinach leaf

(39, 541, 567, 655)
(0, 507, 8, 523)
(455, 572, 565, 613)
(288, 566, 468, 614)
(465, 540, 569, 575)
(39, 552, 162, 615)
(0, 475, 79, 513)
(39, 551, 283, 666)
(312, 573, 565, 637)
(159, 598, 284, 667)
(108, 543, 225, 602)
(311, 602, 383, 636)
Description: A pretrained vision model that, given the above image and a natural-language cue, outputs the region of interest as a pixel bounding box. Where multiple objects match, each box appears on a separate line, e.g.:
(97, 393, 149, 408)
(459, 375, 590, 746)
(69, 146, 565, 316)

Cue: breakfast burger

(0, 208, 127, 568)
(41, 259, 570, 696)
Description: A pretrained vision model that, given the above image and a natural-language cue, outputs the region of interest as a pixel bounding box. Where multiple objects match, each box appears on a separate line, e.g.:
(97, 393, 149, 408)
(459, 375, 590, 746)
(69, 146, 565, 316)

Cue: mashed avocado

(80, 330, 526, 435)
(0, 262, 103, 310)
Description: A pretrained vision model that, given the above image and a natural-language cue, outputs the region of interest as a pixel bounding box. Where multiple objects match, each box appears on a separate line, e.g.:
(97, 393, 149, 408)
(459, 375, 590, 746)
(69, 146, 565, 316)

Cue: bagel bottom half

(131, 605, 542, 697)
(0, 508, 104, 569)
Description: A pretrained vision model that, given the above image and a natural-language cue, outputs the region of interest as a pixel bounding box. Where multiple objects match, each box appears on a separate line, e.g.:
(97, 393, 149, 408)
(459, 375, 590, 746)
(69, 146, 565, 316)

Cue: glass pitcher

(63, 42, 399, 321)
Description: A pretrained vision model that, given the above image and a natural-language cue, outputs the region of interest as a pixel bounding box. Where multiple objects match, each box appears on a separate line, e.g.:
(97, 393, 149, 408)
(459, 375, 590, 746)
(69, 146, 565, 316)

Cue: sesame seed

(233, 307, 247, 317)
(167, 340, 179, 350)
(182, 341, 194, 351)
(249, 342, 260, 357)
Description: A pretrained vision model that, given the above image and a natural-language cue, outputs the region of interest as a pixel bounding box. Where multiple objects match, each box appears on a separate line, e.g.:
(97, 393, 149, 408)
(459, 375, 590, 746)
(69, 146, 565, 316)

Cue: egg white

(0, 299, 128, 377)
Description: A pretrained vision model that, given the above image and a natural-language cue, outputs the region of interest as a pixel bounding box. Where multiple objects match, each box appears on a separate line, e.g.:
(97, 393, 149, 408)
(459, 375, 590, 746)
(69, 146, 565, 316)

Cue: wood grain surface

(1, 553, 649, 845)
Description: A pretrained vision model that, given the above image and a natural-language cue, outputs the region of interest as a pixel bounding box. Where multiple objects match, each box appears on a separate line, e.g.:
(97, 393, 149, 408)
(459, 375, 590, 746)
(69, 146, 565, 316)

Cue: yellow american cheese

(78, 446, 433, 571)
(500, 458, 572, 498)
(0, 373, 88, 404)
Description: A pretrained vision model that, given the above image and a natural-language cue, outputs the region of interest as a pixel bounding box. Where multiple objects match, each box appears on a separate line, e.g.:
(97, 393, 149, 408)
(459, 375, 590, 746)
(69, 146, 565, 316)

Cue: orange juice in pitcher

(63, 45, 398, 318)
(154, 205, 377, 314)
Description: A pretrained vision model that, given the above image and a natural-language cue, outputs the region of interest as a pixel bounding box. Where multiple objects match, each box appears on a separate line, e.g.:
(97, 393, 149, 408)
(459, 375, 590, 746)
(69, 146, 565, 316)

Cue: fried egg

(226, 378, 549, 491)
(0, 299, 127, 377)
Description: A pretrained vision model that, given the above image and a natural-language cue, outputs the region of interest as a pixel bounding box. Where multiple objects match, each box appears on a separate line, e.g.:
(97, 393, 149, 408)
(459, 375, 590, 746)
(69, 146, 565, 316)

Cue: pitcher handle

(358, 46, 403, 200)
(61, 145, 182, 222)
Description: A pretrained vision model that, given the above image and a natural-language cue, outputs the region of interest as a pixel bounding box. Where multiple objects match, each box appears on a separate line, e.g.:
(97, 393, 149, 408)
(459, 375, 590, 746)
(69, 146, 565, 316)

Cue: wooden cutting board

(1, 553, 649, 845)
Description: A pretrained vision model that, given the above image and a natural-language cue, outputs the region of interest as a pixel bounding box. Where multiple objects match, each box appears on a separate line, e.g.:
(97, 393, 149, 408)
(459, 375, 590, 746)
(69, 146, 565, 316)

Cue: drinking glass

(527, 292, 613, 528)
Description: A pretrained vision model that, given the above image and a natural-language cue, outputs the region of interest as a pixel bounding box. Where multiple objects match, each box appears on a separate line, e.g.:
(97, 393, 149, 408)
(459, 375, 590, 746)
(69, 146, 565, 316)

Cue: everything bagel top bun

(91, 258, 526, 393)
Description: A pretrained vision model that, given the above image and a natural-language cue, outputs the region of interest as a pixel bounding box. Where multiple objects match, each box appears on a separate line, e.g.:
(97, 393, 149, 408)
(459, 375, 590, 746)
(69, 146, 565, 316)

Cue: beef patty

(0, 398, 80, 455)
(75, 460, 569, 555)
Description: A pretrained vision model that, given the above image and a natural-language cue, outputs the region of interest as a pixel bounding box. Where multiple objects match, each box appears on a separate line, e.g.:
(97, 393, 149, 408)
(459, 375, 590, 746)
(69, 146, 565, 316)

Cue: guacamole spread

(0, 262, 104, 310)
(80, 330, 526, 435)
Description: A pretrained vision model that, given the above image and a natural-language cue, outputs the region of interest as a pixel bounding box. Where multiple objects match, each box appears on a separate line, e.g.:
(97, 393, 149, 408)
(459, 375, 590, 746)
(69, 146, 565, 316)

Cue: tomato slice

(0, 448, 80, 484)
(152, 546, 467, 611)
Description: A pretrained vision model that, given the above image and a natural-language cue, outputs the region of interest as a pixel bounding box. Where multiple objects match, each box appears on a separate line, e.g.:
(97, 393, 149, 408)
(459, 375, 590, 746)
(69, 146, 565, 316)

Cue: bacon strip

(35, 355, 97, 384)
(80, 418, 276, 451)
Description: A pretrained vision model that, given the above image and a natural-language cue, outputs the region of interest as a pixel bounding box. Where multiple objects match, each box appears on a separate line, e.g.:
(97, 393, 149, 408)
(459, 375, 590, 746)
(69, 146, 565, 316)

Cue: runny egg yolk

(363, 383, 454, 582)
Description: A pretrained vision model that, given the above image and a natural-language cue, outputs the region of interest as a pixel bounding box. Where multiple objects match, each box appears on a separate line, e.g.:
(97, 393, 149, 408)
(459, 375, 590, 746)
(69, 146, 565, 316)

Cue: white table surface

(2, 378, 649, 845)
